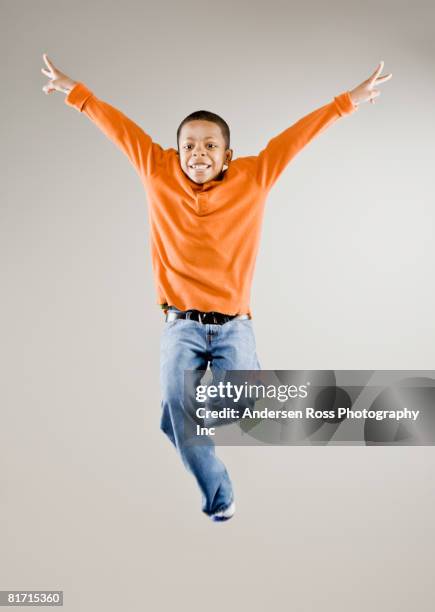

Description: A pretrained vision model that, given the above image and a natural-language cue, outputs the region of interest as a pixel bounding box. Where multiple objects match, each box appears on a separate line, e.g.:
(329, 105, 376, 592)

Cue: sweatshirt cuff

(334, 91, 358, 116)
(65, 82, 94, 111)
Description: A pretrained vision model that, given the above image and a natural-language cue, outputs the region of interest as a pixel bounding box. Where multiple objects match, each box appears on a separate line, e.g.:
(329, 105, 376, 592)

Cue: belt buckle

(200, 311, 209, 324)
(199, 311, 215, 325)
(212, 312, 220, 325)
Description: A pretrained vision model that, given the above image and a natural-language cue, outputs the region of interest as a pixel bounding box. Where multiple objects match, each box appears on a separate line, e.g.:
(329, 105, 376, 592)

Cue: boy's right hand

(41, 53, 78, 95)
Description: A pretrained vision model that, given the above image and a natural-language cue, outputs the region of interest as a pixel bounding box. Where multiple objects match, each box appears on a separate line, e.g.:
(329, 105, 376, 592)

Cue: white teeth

(190, 164, 210, 169)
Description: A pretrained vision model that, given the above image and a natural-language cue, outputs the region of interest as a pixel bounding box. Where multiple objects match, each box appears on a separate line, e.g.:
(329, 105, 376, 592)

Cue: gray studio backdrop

(1, 0, 434, 611)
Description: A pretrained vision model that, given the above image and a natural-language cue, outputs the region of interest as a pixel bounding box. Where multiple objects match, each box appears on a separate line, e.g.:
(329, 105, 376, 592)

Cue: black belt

(165, 309, 250, 325)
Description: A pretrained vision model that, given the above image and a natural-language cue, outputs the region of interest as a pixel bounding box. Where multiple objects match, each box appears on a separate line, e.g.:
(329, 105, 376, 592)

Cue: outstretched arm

(254, 62, 392, 191)
(41, 54, 164, 178)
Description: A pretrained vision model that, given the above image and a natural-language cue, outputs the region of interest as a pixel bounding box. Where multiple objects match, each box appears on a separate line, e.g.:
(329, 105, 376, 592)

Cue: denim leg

(160, 319, 233, 516)
(205, 318, 262, 421)
(209, 318, 261, 372)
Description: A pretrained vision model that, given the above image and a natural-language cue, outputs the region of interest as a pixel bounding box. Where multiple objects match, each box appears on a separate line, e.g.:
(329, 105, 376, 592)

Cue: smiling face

(178, 120, 233, 184)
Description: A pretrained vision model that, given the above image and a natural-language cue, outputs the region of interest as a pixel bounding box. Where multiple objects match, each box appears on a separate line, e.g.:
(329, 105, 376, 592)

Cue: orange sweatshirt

(65, 83, 357, 316)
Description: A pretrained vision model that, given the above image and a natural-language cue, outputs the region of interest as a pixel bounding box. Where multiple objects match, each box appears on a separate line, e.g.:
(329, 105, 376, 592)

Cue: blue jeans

(159, 310, 261, 516)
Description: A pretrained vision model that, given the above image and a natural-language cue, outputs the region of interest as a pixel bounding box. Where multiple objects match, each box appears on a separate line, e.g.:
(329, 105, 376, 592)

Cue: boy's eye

(183, 143, 217, 150)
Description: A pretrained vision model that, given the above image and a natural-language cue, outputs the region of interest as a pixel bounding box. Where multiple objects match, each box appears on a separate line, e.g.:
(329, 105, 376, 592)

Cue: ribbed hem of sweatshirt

(333, 91, 358, 116)
(65, 82, 93, 112)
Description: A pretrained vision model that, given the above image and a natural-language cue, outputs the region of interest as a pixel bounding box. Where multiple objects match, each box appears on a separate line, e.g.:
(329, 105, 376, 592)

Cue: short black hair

(177, 110, 231, 150)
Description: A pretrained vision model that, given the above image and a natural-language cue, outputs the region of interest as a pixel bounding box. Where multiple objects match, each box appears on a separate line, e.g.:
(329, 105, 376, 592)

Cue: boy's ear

(226, 148, 233, 164)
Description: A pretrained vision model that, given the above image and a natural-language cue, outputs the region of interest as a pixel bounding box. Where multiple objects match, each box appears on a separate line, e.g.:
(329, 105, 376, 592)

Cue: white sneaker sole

(210, 501, 236, 522)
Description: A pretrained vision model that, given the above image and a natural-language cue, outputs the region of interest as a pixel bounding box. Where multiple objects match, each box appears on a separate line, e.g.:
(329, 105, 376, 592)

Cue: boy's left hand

(349, 61, 392, 106)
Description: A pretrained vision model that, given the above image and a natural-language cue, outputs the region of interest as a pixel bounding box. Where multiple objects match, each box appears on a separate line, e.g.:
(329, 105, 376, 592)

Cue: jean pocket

(164, 318, 190, 331)
(165, 319, 181, 329)
(233, 318, 253, 327)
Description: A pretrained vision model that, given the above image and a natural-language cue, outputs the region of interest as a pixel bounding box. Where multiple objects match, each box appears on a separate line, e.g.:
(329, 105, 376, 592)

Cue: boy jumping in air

(41, 54, 392, 522)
